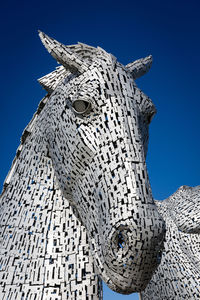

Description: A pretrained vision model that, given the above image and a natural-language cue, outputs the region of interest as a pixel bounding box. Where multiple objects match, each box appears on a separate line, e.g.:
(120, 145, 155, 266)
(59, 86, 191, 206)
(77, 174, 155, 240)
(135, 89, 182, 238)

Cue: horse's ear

(38, 31, 90, 74)
(38, 66, 70, 94)
(126, 55, 153, 79)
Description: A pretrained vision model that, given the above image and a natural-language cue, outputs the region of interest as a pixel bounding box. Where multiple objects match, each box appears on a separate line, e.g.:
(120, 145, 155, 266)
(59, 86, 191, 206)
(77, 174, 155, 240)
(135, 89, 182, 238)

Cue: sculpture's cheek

(76, 126, 98, 155)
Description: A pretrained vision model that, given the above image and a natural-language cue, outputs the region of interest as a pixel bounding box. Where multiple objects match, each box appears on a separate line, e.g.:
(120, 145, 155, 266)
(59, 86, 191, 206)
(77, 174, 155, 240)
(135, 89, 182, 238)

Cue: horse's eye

(72, 100, 91, 115)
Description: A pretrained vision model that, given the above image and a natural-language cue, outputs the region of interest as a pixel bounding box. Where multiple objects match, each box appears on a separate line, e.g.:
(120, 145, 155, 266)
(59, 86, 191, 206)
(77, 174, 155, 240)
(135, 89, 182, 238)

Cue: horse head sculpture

(38, 32, 165, 294)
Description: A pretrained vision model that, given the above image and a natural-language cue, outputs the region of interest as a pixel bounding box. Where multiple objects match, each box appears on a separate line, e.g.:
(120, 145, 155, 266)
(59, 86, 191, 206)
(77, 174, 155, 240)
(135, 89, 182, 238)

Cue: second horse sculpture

(0, 32, 166, 299)
(141, 185, 200, 299)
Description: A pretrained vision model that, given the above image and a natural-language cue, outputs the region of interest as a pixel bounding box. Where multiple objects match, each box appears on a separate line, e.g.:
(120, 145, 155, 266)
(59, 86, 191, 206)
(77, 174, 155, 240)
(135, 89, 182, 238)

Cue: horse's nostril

(117, 232, 126, 250)
(111, 229, 129, 256)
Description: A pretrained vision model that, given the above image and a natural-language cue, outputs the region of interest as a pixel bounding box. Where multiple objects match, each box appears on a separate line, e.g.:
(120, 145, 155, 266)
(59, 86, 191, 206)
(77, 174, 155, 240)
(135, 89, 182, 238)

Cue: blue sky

(0, 1, 199, 299)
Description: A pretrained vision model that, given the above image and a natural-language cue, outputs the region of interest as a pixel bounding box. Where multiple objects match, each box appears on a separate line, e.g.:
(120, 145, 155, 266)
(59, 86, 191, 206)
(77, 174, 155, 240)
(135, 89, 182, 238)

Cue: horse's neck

(0, 129, 102, 299)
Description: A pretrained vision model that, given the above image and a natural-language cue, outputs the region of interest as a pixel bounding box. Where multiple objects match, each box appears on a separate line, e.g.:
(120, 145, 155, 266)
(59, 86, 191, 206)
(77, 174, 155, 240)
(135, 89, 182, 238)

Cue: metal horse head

(38, 32, 165, 294)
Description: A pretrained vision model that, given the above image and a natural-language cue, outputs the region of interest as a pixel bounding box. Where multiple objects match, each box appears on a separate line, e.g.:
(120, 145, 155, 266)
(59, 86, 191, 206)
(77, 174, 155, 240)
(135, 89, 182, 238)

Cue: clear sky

(0, 1, 199, 299)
